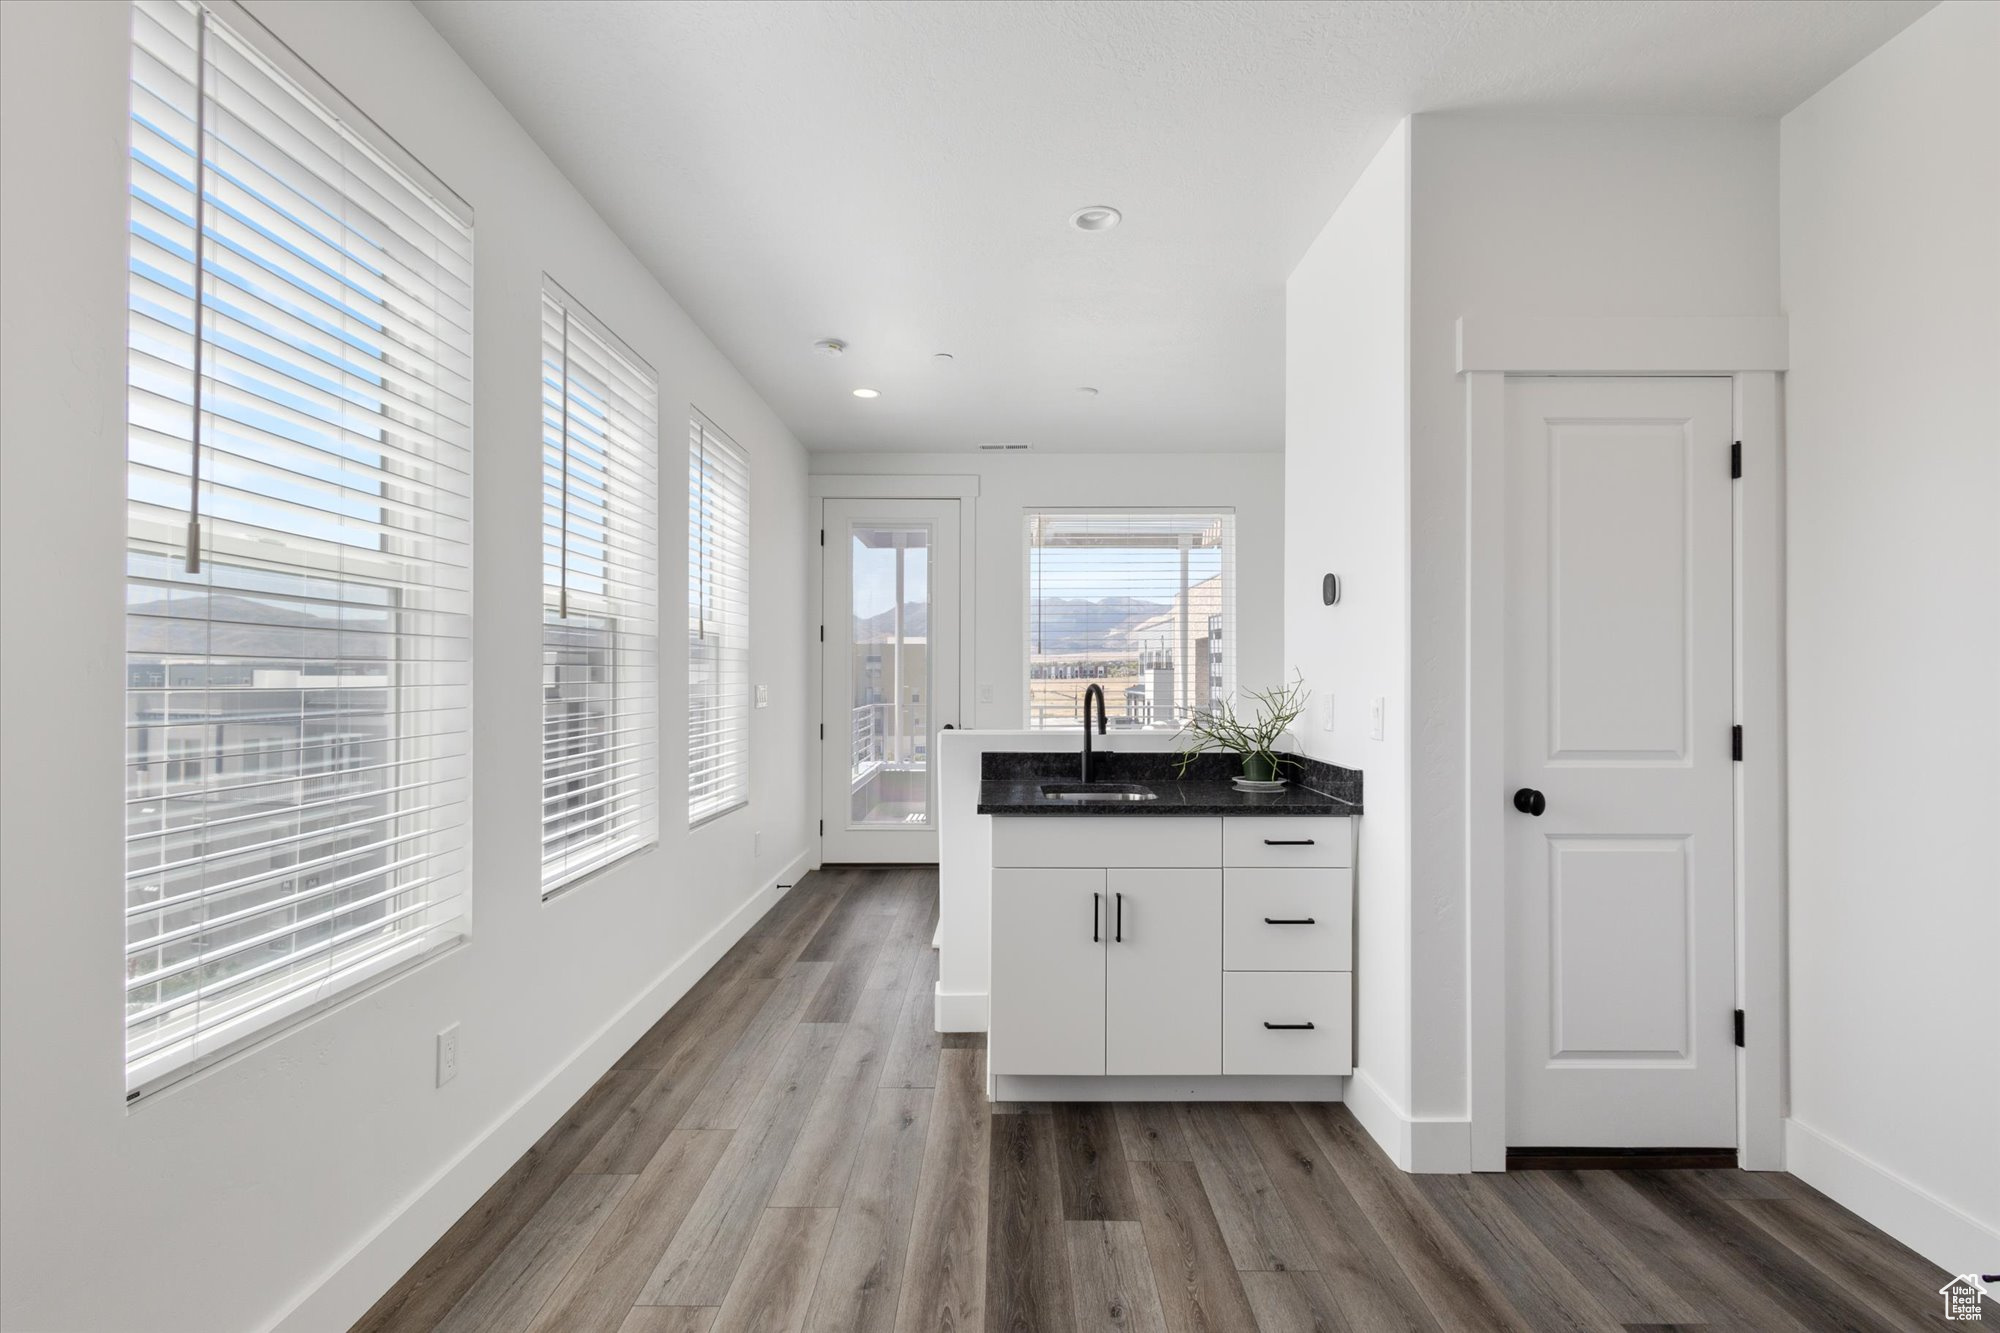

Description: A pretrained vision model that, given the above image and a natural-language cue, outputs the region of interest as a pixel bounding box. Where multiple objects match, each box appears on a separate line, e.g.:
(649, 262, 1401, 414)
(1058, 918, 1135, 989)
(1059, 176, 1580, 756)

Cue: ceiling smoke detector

(1068, 205, 1122, 232)
(1077, 386, 1100, 396)
(813, 338, 846, 357)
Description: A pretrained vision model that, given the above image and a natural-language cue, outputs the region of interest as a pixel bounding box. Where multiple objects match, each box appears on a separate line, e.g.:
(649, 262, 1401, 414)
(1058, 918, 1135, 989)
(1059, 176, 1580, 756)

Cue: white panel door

(821, 498, 960, 862)
(1105, 869, 1221, 1075)
(990, 868, 1105, 1076)
(1505, 377, 1736, 1148)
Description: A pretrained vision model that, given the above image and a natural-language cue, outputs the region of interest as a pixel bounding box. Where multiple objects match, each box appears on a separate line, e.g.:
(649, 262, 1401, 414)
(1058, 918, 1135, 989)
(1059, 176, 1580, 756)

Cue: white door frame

(1460, 315, 1788, 1172)
(809, 474, 980, 864)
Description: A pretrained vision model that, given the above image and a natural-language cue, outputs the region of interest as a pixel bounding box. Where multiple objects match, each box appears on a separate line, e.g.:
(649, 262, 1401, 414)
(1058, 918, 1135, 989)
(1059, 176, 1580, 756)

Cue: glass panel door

(822, 498, 959, 862)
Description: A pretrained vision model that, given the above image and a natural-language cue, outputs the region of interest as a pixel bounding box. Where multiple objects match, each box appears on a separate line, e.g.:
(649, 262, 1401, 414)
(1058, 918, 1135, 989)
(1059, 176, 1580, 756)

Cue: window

(1024, 510, 1235, 729)
(541, 280, 660, 893)
(124, 0, 474, 1097)
(687, 414, 749, 824)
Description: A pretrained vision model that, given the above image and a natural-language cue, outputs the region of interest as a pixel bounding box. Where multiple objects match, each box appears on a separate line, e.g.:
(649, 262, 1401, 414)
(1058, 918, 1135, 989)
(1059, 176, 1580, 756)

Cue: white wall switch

(436, 1024, 459, 1087)
(754, 683, 769, 708)
(1369, 696, 1386, 741)
(979, 683, 994, 704)
(1321, 694, 1336, 731)
(753, 829, 763, 858)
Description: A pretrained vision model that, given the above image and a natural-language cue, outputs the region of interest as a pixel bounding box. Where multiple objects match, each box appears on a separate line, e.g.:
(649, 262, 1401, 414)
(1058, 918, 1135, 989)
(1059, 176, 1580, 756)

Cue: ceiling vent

(977, 442, 1032, 452)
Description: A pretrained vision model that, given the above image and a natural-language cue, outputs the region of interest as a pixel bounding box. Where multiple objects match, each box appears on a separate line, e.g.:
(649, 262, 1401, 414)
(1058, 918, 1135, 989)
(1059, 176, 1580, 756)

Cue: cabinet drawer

(1223, 817, 1350, 868)
(1223, 972, 1352, 1075)
(1224, 868, 1353, 971)
(993, 816, 1219, 868)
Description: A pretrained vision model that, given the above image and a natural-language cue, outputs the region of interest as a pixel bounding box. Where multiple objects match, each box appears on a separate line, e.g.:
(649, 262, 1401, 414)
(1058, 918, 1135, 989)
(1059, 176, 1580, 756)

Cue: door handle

(1263, 917, 1317, 925)
(1114, 891, 1123, 943)
(1092, 891, 1099, 943)
(1513, 788, 1546, 817)
(1263, 1021, 1316, 1031)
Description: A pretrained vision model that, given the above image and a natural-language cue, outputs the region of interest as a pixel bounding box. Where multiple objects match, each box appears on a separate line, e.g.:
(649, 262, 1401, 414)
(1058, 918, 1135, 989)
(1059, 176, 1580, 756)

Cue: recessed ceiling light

(1069, 205, 1121, 232)
(1078, 386, 1100, 396)
(814, 338, 846, 357)
(852, 387, 880, 398)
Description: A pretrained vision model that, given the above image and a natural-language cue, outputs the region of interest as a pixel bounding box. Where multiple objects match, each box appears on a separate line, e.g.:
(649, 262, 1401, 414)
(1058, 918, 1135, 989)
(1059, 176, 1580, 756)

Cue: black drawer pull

(1092, 891, 1100, 943)
(1263, 916, 1317, 925)
(1263, 1021, 1316, 1031)
(1263, 838, 1315, 846)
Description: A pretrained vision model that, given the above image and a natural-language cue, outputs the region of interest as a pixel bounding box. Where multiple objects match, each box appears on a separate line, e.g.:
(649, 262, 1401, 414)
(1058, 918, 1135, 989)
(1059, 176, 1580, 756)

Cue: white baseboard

(266, 846, 813, 1333)
(1785, 1117, 2000, 1276)
(1343, 1068, 1474, 1173)
(994, 1073, 1344, 1103)
(934, 985, 987, 1033)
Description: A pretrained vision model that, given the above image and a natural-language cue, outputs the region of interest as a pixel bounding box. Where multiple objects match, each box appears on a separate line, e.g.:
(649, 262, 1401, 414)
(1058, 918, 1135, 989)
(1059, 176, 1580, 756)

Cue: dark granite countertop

(976, 750, 1362, 817)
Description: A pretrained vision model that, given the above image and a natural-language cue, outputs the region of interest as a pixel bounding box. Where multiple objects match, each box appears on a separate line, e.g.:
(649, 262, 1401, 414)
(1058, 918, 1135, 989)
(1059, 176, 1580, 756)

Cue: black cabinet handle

(1263, 916, 1317, 925)
(1513, 788, 1546, 817)
(1263, 1021, 1316, 1030)
(1263, 838, 1315, 846)
(1114, 891, 1123, 943)
(1092, 891, 1099, 943)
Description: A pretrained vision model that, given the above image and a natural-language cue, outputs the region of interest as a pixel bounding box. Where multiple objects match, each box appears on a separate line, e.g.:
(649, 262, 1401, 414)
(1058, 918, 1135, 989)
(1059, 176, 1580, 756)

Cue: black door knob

(1513, 788, 1546, 816)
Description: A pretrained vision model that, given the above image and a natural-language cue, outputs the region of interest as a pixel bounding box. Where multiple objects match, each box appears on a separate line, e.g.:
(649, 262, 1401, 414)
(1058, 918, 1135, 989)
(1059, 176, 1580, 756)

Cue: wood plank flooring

(355, 867, 1977, 1333)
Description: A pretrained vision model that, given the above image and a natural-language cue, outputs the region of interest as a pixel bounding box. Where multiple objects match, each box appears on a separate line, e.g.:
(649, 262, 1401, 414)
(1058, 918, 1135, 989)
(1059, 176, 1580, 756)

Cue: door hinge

(1731, 441, 1742, 480)
(820, 528, 825, 546)
(819, 625, 824, 642)
(1734, 1009, 1745, 1047)
(819, 723, 824, 740)
(1732, 724, 1744, 761)
(818, 819, 824, 836)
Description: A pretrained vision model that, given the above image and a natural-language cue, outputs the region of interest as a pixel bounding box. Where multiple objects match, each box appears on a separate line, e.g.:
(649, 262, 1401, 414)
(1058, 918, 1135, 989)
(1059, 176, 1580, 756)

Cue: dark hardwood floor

(353, 866, 1972, 1332)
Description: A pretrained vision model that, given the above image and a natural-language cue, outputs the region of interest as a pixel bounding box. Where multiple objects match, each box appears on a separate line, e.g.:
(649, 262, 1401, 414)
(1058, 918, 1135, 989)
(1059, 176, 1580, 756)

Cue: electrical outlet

(1370, 696, 1386, 741)
(436, 1024, 459, 1088)
(979, 683, 994, 704)
(753, 829, 763, 858)
(754, 683, 769, 708)
(1321, 694, 1335, 731)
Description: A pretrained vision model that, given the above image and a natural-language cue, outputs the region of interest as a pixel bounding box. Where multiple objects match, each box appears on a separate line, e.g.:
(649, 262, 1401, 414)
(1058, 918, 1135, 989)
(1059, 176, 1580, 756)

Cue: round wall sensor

(933, 352, 954, 363)
(1322, 573, 1342, 606)
(1068, 205, 1122, 232)
(1077, 386, 1099, 396)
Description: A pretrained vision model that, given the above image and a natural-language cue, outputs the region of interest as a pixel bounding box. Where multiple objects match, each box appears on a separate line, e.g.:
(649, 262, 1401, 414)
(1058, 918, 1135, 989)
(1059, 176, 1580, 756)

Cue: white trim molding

(1461, 314, 1789, 1175)
(266, 848, 814, 1333)
(993, 1074, 1345, 1104)
(1457, 315, 1789, 374)
(934, 985, 987, 1033)
(1346, 1069, 1474, 1173)
(1785, 1118, 2000, 1277)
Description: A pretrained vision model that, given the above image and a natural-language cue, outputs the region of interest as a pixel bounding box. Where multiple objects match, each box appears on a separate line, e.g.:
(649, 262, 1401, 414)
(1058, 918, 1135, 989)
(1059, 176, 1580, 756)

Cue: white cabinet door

(1105, 869, 1221, 1076)
(990, 868, 1105, 1076)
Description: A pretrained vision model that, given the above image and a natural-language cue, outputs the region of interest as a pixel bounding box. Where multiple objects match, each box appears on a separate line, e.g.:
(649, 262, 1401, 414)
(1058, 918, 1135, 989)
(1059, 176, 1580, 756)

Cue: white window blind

(1024, 511, 1235, 730)
(688, 414, 749, 824)
(541, 281, 660, 893)
(124, 0, 474, 1097)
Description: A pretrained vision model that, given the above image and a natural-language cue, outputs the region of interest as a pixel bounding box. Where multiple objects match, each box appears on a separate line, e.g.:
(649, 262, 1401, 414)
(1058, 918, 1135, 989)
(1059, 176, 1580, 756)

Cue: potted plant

(1174, 673, 1310, 783)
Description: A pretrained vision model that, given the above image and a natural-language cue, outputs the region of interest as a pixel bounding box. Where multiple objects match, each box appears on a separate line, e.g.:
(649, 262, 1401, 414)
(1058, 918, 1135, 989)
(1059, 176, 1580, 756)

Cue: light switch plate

(1321, 694, 1335, 731)
(979, 683, 995, 704)
(754, 684, 769, 708)
(1370, 696, 1386, 741)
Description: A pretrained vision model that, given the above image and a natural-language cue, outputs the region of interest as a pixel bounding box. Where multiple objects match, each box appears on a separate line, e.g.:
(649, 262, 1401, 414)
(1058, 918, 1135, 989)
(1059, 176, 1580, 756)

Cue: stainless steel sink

(1039, 783, 1158, 802)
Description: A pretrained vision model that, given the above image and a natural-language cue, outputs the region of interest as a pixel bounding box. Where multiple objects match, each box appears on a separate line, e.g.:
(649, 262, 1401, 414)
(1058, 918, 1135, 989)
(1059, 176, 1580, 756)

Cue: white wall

(1779, 0, 2000, 1273)
(1404, 113, 1781, 1122)
(1283, 123, 1413, 1133)
(808, 450, 1286, 731)
(0, 3, 814, 1331)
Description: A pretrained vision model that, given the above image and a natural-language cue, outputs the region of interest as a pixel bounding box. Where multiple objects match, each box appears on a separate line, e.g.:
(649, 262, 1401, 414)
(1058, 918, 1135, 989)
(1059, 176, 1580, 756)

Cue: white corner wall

(0, 2, 814, 1330)
(1283, 123, 1415, 1152)
(1404, 112, 1781, 1125)
(1779, 0, 2000, 1274)
(808, 450, 1286, 730)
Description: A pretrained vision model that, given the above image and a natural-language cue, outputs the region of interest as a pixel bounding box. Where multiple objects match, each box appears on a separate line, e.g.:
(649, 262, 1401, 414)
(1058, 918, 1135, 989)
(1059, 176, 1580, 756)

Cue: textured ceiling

(417, 0, 1929, 453)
